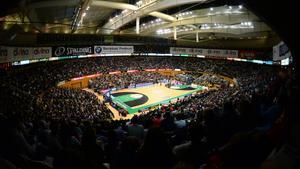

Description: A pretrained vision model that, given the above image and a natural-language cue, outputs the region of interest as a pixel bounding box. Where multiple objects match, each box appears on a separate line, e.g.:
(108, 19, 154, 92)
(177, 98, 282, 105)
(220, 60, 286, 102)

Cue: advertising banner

(109, 71, 121, 75)
(127, 84, 136, 89)
(0, 46, 9, 63)
(0, 46, 52, 63)
(52, 46, 93, 57)
(239, 50, 258, 59)
(273, 41, 291, 61)
(94, 46, 134, 54)
(127, 70, 139, 73)
(170, 47, 238, 58)
(135, 82, 154, 88)
(145, 69, 156, 72)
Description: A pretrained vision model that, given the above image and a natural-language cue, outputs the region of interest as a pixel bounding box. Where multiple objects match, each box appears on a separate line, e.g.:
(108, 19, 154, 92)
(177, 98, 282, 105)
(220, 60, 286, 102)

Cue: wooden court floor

(111, 84, 204, 114)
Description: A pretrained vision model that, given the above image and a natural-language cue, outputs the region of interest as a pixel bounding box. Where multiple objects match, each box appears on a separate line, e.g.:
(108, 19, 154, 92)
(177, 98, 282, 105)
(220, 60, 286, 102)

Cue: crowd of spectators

(40, 88, 113, 121)
(193, 74, 229, 87)
(0, 56, 294, 169)
(89, 72, 168, 92)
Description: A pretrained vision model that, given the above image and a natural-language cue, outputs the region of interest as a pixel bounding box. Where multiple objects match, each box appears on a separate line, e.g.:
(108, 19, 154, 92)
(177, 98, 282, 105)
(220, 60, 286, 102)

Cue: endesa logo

(54, 47, 66, 56)
(95, 46, 103, 54)
(33, 48, 50, 56)
(13, 48, 29, 56)
(0, 48, 8, 57)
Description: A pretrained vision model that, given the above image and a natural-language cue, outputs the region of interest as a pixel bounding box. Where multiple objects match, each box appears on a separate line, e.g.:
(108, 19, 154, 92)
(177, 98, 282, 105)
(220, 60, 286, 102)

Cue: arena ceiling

(0, 0, 275, 41)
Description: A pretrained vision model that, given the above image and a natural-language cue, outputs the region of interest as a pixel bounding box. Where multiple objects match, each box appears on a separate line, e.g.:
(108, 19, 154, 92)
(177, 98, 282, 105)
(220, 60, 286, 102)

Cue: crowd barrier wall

(57, 78, 89, 89)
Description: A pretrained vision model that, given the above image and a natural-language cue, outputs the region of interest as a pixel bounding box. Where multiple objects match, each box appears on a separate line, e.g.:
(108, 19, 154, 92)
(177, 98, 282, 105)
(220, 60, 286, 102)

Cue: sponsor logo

(55, 47, 66, 56)
(33, 48, 50, 55)
(66, 47, 92, 55)
(94, 46, 133, 54)
(0, 48, 8, 57)
(55, 47, 92, 56)
(279, 44, 289, 57)
(13, 48, 29, 57)
(95, 46, 103, 54)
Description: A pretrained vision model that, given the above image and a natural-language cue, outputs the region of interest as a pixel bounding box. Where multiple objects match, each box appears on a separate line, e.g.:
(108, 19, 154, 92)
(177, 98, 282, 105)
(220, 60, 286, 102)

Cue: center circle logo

(55, 47, 65, 56)
(130, 94, 143, 99)
(95, 46, 102, 54)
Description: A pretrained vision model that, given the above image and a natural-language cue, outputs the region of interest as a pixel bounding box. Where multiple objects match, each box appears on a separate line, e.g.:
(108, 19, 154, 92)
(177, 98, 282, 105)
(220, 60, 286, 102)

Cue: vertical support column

(136, 17, 140, 34)
(196, 32, 199, 42)
(173, 26, 177, 40)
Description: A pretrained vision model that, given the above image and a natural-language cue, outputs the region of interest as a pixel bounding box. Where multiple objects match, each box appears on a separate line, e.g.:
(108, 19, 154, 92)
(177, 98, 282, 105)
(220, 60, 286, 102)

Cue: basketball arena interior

(0, 0, 299, 169)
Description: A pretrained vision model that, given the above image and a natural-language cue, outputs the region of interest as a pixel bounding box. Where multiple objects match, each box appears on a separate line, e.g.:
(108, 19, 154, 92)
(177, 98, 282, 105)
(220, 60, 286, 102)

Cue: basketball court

(111, 84, 206, 114)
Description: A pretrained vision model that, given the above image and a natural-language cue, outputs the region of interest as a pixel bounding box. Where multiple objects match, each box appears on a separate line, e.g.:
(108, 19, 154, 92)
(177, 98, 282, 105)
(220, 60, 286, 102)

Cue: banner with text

(238, 50, 258, 59)
(0, 46, 9, 63)
(170, 47, 238, 58)
(0, 46, 52, 63)
(273, 41, 292, 61)
(94, 46, 134, 54)
(52, 46, 93, 57)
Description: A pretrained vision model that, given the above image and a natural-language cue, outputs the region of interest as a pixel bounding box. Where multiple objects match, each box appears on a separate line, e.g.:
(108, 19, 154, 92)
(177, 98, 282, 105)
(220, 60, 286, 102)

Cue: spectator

(127, 115, 144, 140)
(138, 127, 175, 169)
